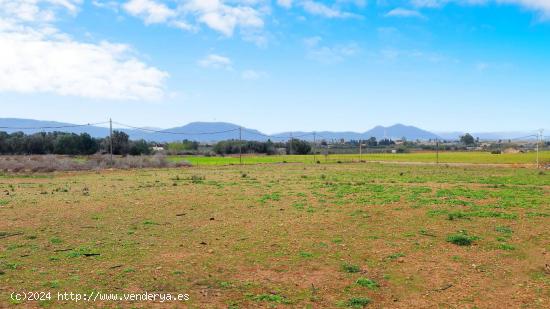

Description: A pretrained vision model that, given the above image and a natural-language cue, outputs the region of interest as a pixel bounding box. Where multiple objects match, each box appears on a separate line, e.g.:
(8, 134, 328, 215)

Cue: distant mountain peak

(0, 118, 445, 142)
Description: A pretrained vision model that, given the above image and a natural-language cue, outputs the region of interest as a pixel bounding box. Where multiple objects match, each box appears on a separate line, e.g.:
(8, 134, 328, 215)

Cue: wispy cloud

(386, 8, 425, 18)
(379, 48, 450, 63)
(123, 0, 175, 24)
(277, 0, 293, 9)
(304, 36, 360, 63)
(198, 54, 233, 70)
(413, 0, 550, 19)
(301, 1, 360, 18)
(241, 69, 267, 80)
(119, 0, 266, 40)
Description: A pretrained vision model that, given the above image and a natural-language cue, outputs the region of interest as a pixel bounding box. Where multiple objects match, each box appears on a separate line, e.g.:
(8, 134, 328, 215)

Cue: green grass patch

(446, 232, 478, 246)
(347, 297, 371, 308)
(356, 278, 379, 289)
(341, 263, 361, 273)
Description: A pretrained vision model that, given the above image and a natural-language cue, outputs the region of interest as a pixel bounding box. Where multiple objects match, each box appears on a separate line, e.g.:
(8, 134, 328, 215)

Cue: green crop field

(1, 162, 548, 308)
(169, 151, 550, 166)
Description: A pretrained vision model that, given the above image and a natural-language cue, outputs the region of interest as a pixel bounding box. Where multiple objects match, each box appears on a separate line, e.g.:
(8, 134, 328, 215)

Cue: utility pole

(436, 138, 439, 165)
(289, 132, 293, 156)
(239, 127, 242, 165)
(313, 132, 316, 163)
(109, 118, 113, 166)
(359, 140, 362, 162)
(537, 129, 544, 169)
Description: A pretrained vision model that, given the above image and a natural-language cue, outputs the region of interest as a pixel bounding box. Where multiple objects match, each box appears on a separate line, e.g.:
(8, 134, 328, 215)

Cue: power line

(112, 121, 239, 136)
(240, 128, 287, 140)
(0, 121, 109, 130)
(241, 128, 313, 140)
(508, 134, 538, 141)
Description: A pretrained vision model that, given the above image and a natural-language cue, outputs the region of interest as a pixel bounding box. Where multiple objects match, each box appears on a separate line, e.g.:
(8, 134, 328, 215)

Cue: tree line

(212, 139, 314, 155)
(0, 131, 405, 156)
(4, 130, 495, 156)
(0, 131, 152, 155)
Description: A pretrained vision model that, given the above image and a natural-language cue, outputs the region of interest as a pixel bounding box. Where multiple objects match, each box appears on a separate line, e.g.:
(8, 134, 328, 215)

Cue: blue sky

(0, 0, 549, 134)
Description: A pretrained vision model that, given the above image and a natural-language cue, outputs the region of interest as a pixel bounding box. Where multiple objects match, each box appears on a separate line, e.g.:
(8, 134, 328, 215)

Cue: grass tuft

(341, 263, 361, 273)
(356, 278, 379, 289)
(347, 297, 371, 308)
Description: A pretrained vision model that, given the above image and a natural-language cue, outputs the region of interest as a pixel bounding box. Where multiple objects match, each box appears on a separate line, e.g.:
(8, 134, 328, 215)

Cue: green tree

(460, 133, 475, 146)
(107, 131, 130, 155)
(287, 139, 311, 155)
(54, 134, 81, 154)
(79, 133, 99, 155)
(129, 140, 151, 155)
(366, 137, 377, 147)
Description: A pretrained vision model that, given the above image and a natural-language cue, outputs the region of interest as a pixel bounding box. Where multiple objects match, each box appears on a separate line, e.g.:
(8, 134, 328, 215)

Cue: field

(1, 162, 549, 308)
(170, 151, 550, 166)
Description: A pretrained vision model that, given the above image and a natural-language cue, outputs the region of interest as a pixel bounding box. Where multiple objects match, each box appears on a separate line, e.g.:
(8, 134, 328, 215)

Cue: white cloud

(411, 0, 448, 8)
(301, 1, 359, 18)
(198, 54, 233, 69)
(303, 36, 360, 63)
(0, 0, 82, 22)
(241, 69, 266, 80)
(0, 0, 168, 101)
(303, 35, 322, 47)
(413, 0, 550, 18)
(379, 48, 448, 63)
(182, 0, 264, 37)
(122, 0, 176, 24)
(500, 0, 550, 18)
(386, 8, 425, 18)
(118, 0, 266, 41)
(92, 0, 119, 12)
(277, 0, 293, 9)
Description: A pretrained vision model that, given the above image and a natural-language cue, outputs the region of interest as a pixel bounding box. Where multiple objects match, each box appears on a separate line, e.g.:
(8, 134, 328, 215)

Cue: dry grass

(0, 154, 190, 173)
(0, 163, 548, 308)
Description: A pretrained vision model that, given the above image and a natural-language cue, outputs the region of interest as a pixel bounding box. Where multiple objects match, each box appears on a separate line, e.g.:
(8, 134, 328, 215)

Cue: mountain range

(0, 118, 539, 142)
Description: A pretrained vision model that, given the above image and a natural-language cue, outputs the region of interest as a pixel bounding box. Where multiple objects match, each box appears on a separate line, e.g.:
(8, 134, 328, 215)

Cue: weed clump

(347, 297, 371, 308)
(299, 251, 314, 258)
(190, 175, 205, 183)
(498, 243, 515, 251)
(341, 263, 361, 273)
(386, 252, 405, 260)
(50, 237, 63, 244)
(495, 226, 513, 234)
(447, 212, 467, 221)
(447, 231, 478, 246)
(251, 294, 288, 304)
(356, 278, 379, 289)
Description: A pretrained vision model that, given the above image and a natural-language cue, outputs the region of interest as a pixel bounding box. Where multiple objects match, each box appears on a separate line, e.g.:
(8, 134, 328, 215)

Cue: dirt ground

(1, 163, 549, 308)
